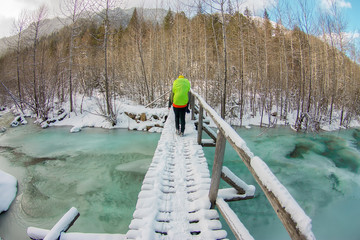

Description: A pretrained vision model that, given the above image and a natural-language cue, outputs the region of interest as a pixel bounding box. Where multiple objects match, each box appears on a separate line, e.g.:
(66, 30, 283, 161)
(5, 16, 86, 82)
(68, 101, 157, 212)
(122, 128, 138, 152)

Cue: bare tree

(60, 0, 88, 113)
(262, 9, 273, 126)
(128, 8, 151, 102)
(327, 0, 348, 126)
(30, 5, 48, 117)
(89, 0, 122, 125)
(13, 10, 29, 111)
(293, 0, 315, 130)
(203, 0, 230, 118)
(319, 0, 347, 125)
(274, 0, 291, 123)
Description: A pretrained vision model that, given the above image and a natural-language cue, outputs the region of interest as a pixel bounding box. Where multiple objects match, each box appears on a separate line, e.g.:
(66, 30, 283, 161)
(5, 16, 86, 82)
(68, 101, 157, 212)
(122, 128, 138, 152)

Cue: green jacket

(170, 77, 191, 108)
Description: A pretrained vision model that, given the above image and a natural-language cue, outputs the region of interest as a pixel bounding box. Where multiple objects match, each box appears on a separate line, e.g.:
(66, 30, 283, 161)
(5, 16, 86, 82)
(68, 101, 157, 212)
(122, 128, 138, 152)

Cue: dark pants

(173, 107, 186, 133)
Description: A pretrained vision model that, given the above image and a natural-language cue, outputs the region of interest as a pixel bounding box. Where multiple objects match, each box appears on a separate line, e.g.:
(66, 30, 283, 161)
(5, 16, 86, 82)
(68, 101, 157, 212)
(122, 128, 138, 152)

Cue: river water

(204, 126, 360, 240)
(0, 121, 160, 240)
(0, 120, 359, 240)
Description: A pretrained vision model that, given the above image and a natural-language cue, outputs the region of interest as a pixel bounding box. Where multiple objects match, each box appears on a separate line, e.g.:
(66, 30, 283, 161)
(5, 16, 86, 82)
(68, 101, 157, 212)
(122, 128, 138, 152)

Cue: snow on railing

(28, 207, 79, 240)
(190, 90, 316, 240)
(216, 198, 254, 240)
(27, 207, 126, 240)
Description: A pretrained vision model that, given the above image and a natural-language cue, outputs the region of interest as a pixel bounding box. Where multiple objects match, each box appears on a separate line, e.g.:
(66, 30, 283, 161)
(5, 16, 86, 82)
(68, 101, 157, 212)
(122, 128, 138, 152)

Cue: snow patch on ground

(35, 95, 169, 133)
(0, 170, 17, 213)
(227, 107, 360, 132)
(3, 91, 360, 133)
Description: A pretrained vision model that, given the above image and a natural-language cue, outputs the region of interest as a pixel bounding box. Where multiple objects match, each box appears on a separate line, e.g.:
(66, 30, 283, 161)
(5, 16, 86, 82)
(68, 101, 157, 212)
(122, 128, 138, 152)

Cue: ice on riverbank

(0, 170, 17, 213)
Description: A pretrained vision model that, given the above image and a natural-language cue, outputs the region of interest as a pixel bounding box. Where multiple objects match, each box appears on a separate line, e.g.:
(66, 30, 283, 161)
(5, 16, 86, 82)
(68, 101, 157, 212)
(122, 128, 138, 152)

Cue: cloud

(344, 31, 360, 41)
(242, 0, 276, 14)
(0, 1, 22, 18)
(0, 16, 13, 38)
(321, 0, 352, 10)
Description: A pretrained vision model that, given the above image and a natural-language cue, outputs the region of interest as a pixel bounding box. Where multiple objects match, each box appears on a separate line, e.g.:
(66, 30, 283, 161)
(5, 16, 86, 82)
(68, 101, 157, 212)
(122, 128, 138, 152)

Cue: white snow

(0, 170, 17, 213)
(222, 166, 255, 196)
(50, 103, 167, 133)
(42, 207, 79, 240)
(32, 95, 169, 133)
(227, 105, 360, 132)
(27, 227, 125, 240)
(126, 110, 227, 239)
(216, 198, 254, 240)
(10, 115, 27, 127)
(27, 208, 126, 240)
(70, 126, 82, 133)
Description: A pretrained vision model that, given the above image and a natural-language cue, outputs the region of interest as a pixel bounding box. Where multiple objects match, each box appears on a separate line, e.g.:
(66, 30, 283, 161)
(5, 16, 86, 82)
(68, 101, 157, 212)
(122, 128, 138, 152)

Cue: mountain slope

(0, 7, 168, 56)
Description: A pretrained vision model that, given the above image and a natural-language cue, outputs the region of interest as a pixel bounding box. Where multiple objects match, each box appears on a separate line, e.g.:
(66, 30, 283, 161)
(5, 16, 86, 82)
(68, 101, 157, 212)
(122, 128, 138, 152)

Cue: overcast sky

(0, 0, 358, 39)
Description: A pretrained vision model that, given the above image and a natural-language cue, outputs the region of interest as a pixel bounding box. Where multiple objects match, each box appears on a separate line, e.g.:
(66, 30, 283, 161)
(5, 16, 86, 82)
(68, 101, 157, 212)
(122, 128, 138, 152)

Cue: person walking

(168, 75, 191, 136)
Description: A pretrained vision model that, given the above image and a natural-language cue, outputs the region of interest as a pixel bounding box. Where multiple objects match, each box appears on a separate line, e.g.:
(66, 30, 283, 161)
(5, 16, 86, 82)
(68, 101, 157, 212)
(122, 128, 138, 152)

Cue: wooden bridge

(27, 90, 315, 240)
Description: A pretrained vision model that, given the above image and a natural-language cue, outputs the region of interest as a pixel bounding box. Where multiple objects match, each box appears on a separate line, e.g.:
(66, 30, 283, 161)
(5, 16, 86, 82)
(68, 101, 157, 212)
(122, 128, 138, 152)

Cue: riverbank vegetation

(0, 0, 359, 131)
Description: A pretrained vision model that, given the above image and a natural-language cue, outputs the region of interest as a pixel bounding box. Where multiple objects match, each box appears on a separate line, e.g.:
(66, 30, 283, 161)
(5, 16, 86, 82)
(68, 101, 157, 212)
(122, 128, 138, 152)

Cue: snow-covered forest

(0, 0, 359, 131)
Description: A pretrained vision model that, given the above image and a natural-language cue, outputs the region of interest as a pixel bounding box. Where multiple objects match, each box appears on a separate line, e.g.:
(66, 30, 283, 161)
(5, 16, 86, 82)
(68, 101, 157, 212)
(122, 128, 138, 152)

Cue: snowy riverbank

(5, 95, 169, 133)
(226, 107, 360, 132)
(0, 94, 359, 230)
(3, 92, 360, 134)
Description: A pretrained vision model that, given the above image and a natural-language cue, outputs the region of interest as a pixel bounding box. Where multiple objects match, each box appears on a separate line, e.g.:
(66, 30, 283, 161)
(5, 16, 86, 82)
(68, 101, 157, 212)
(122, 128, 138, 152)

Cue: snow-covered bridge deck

(125, 110, 227, 239)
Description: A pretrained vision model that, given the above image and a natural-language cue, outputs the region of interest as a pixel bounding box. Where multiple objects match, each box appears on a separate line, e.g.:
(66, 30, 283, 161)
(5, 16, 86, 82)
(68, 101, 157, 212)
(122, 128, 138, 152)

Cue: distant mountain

(0, 8, 169, 56)
(0, 17, 71, 56)
(92, 7, 169, 28)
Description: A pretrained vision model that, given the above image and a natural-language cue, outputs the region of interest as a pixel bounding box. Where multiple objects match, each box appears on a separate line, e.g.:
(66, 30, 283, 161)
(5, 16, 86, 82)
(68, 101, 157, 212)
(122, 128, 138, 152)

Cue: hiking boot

(175, 129, 180, 135)
(180, 132, 184, 137)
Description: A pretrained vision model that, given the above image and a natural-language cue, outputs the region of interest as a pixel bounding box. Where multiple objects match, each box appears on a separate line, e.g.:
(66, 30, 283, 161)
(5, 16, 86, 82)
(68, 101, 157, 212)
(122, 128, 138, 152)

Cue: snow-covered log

(27, 227, 125, 240)
(216, 198, 254, 240)
(10, 115, 27, 127)
(221, 166, 255, 197)
(28, 207, 80, 240)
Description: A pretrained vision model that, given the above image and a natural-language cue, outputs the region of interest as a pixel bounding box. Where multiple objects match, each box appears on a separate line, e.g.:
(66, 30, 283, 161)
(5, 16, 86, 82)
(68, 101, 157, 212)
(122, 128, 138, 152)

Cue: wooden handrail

(190, 90, 315, 240)
(145, 90, 171, 108)
(28, 207, 80, 240)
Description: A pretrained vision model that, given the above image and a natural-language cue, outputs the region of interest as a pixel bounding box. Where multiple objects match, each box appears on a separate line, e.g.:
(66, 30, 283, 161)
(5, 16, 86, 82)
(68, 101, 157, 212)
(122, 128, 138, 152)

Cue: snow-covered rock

(10, 115, 27, 127)
(70, 126, 82, 133)
(40, 109, 68, 128)
(0, 170, 17, 213)
(47, 96, 169, 133)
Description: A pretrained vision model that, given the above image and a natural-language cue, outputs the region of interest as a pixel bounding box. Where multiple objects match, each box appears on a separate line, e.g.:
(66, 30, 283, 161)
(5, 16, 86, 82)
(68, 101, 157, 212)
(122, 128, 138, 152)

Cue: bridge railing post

(197, 106, 203, 145)
(190, 92, 195, 120)
(209, 130, 226, 209)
